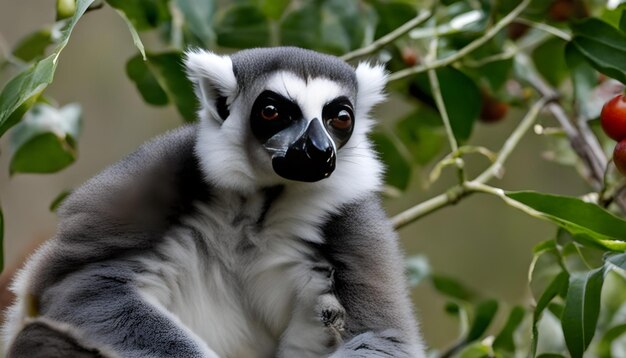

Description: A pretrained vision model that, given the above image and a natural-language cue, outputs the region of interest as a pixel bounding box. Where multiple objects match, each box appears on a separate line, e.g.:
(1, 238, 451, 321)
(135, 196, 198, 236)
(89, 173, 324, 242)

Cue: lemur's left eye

(330, 109, 352, 130)
(261, 105, 279, 121)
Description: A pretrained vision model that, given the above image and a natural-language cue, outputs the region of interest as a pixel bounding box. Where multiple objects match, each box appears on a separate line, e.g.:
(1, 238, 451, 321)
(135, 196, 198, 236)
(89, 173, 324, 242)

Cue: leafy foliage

(2, 0, 626, 357)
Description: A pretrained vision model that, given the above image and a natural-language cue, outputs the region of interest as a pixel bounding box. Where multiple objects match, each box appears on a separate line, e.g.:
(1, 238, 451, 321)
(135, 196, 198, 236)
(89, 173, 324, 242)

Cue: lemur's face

(185, 47, 387, 192)
(250, 73, 355, 182)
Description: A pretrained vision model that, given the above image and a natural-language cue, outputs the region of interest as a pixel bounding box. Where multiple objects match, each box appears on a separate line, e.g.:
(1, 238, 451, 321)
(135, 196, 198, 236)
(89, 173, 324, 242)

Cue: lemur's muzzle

(271, 119, 336, 182)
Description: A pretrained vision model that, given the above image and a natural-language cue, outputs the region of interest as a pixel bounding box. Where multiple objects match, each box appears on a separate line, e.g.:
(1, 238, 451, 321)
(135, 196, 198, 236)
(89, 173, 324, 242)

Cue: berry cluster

(601, 94, 626, 176)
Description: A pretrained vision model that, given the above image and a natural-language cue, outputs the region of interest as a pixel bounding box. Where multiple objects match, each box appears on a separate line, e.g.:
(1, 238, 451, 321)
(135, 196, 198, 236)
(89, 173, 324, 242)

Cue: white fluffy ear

(355, 62, 388, 115)
(184, 49, 238, 122)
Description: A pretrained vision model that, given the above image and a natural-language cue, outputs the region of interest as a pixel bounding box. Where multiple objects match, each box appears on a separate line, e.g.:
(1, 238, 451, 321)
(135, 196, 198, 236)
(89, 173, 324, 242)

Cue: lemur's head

(185, 47, 386, 193)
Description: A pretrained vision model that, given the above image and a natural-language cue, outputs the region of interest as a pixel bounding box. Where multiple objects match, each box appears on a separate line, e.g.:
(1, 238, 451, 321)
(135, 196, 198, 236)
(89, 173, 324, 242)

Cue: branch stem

(475, 97, 549, 183)
(341, 10, 432, 62)
(427, 39, 459, 153)
(515, 18, 572, 41)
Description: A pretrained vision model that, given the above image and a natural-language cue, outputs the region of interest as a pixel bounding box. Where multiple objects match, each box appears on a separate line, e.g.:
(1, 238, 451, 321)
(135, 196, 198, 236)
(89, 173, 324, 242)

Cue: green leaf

(126, 52, 198, 122)
(0, 0, 94, 137)
(493, 306, 525, 353)
(457, 341, 492, 358)
(563, 241, 605, 273)
(216, 4, 269, 48)
(530, 271, 569, 358)
(371, 0, 417, 40)
(598, 269, 626, 330)
(126, 55, 168, 106)
(12, 29, 53, 62)
(570, 18, 626, 84)
(395, 108, 446, 165)
(536, 354, 566, 358)
(405, 255, 431, 287)
(533, 37, 568, 87)
(280, 2, 322, 50)
(562, 268, 604, 358)
(598, 323, 626, 358)
(412, 67, 481, 142)
(432, 274, 476, 302)
(506, 192, 626, 251)
(281, 0, 367, 54)
(1, 93, 43, 138)
(105, 0, 170, 31)
(114, 10, 146, 60)
(145, 53, 197, 122)
(321, 0, 369, 52)
(175, 0, 215, 45)
(466, 299, 498, 342)
(9, 103, 82, 174)
(548, 302, 565, 319)
(258, 0, 289, 20)
(370, 131, 411, 191)
(529, 240, 564, 301)
(50, 190, 72, 212)
(620, 9, 626, 33)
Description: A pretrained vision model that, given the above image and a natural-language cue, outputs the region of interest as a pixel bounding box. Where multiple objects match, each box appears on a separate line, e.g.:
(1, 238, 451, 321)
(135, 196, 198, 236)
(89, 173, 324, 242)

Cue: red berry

(479, 89, 508, 123)
(507, 22, 529, 40)
(549, 0, 575, 21)
(601, 94, 626, 141)
(614, 140, 626, 176)
(401, 48, 418, 67)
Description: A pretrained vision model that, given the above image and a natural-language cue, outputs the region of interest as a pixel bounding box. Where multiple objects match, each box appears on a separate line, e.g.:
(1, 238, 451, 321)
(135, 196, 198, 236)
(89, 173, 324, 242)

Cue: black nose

(271, 119, 336, 182)
(304, 119, 334, 161)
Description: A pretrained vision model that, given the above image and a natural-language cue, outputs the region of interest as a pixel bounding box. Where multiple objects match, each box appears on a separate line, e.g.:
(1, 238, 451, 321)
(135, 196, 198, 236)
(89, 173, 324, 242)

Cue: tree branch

(387, 0, 532, 83)
(518, 54, 607, 189)
(392, 185, 468, 228)
(519, 54, 626, 214)
(340, 10, 433, 62)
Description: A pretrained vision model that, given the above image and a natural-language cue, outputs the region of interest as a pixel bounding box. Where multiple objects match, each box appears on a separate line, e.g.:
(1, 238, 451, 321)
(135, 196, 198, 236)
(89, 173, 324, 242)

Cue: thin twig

(515, 18, 572, 41)
(427, 41, 458, 153)
(341, 10, 433, 62)
(475, 97, 550, 183)
(426, 29, 466, 183)
(392, 185, 468, 228)
(387, 0, 532, 82)
(463, 181, 546, 219)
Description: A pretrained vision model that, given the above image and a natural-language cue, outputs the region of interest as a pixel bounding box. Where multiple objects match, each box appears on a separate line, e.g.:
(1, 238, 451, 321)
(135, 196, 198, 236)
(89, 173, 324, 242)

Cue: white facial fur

(184, 50, 388, 209)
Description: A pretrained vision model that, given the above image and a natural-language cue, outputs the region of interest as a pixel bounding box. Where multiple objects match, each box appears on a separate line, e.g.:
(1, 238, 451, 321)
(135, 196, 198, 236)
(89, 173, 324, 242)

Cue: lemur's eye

(261, 105, 279, 121)
(330, 109, 352, 130)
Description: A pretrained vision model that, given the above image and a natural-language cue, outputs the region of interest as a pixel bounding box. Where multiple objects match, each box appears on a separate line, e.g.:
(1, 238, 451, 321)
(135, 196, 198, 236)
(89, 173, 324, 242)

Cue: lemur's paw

(316, 293, 346, 347)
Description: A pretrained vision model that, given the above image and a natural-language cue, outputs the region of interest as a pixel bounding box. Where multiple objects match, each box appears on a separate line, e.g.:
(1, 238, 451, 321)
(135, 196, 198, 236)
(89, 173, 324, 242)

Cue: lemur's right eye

(261, 105, 279, 121)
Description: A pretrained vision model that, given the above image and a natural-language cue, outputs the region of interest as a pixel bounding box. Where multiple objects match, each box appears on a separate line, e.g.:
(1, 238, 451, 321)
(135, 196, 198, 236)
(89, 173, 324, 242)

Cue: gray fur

(30, 126, 209, 296)
(9, 321, 105, 358)
(231, 47, 358, 93)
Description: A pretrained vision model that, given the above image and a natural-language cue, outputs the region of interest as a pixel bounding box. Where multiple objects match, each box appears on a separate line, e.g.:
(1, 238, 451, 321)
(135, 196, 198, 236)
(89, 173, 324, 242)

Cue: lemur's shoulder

(31, 125, 212, 295)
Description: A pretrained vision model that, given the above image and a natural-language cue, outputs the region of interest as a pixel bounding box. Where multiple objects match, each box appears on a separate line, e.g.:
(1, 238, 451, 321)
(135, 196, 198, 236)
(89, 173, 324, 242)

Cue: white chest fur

(134, 189, 333, 358)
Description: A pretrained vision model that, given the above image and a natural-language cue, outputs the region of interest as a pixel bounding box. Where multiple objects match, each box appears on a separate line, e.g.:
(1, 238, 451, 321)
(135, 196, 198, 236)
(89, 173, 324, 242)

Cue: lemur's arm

(322, 196, 426, 358)
(8, 264, 219, 358)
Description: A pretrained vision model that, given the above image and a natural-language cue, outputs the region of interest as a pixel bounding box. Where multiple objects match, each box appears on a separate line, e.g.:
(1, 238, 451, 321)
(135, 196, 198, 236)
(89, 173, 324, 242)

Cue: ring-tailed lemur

(3, 47, 425, 358)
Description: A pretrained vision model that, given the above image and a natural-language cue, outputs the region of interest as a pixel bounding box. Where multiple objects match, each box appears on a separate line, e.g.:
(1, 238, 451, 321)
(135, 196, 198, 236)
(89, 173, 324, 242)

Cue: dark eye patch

(322, 96, 354, 148)
(250, 90, 302, 143)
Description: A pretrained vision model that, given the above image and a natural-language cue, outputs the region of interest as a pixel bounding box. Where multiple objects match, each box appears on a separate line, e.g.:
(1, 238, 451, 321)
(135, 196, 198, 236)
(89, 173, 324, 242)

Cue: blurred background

(0, 0, 592, 350)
